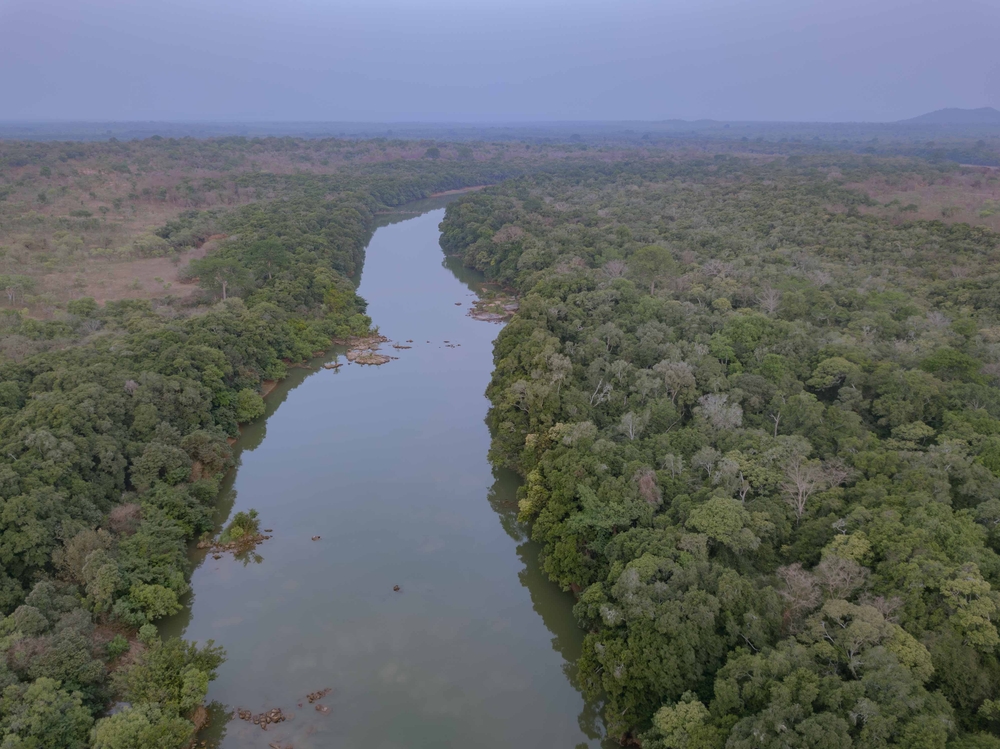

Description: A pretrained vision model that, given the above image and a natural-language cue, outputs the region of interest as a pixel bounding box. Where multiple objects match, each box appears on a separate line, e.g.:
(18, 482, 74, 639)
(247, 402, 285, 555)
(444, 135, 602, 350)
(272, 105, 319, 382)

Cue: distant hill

(901, 107, 1000, 124)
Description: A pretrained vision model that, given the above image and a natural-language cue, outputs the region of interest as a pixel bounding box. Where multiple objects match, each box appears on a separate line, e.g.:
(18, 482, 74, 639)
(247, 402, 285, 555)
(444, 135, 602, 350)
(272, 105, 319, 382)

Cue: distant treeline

(1, 121, 998, 166)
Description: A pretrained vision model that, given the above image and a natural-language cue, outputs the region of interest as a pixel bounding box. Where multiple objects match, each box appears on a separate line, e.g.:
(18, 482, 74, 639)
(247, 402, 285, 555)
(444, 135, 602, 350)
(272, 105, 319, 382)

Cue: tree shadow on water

(485, 465, 610, 747)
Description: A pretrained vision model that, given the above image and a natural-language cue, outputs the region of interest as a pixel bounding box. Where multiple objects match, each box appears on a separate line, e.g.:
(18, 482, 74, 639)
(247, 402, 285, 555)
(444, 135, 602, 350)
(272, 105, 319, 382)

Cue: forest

(2, 132, 1000, 747)
(0, 133, 586, 345)
(440, 154, 1000, 748)
(0, 137, 585, 747)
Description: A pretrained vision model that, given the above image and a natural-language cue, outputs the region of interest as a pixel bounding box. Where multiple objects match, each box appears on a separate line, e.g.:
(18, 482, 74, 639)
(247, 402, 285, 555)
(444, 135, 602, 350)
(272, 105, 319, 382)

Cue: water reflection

(487, 465, 609, 746)
(163, 199, 610, 748)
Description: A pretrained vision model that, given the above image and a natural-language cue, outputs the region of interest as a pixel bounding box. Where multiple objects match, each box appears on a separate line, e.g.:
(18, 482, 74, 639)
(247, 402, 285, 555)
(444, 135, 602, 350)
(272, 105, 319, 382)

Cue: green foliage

(686, 497, 762, 554)
(629, 244, 676, 295)
(106, 635, 129, 660)
(128, 584, 182, 622)
(234, 388, 265, 422)
(0, 150, 535, 737)
(136, 625, 159, 647)
(0, 677, 93, 749)
(111, 638, 223, 716)
(220, 508, 260, 543)
(90, 704, 193, 749)
(7, 132, 1000, 746)
(440, 158, 1000, 743)
(643, 696, 724, 749)
(188, 254, 250, 301)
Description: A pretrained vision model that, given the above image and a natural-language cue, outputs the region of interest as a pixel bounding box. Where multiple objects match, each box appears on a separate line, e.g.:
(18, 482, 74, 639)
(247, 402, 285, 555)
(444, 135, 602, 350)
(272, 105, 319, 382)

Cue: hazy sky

(1, 0, 998, 122)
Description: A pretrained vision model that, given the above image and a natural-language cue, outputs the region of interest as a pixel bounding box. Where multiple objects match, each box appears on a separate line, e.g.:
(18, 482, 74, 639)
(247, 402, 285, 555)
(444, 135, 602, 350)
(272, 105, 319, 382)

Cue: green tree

(112, 638, 224, 715)
(644, 696, 724, 749)
(629, 245, 676, 295)
(128, 583, 182, 622)
(686, 497, 761, 553)
(0, 678, 93, 749)
(90, 705, 193, 749)
(234, 389, 265, 422)
(188, 255, 250, 300)
(243, 239, 287, 281)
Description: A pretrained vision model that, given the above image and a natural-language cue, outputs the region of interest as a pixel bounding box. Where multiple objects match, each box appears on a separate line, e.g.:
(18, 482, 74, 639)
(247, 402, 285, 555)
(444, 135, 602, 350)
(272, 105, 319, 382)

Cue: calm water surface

(162, 201, 609, 748)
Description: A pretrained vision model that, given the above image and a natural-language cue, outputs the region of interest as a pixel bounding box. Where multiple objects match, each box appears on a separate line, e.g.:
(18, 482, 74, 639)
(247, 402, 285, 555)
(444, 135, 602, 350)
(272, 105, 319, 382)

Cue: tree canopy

(440, 156, 1000, 745)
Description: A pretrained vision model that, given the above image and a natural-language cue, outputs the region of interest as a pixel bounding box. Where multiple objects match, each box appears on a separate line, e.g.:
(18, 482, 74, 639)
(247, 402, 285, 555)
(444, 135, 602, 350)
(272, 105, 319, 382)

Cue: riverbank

(429, 185, 488, 197)
(165, 205, 609, 749)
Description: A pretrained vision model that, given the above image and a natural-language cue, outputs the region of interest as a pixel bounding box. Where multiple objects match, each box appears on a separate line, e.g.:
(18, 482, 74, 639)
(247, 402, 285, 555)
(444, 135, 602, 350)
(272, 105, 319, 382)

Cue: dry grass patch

(848, 166, 1000, 230)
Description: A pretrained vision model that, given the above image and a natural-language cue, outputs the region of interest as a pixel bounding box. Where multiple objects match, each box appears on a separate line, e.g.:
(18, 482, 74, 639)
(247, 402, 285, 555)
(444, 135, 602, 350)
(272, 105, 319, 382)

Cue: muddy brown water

(160, 198, 611, 748)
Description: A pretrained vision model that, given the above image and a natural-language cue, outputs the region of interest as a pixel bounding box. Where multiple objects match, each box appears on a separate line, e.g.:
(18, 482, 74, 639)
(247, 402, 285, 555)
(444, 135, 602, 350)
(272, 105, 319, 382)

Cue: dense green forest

(0, 150, 555, 747)
(3, 134, 1000, 747)
(0, 200, 375, 747)
(440, 155, 1000, 747)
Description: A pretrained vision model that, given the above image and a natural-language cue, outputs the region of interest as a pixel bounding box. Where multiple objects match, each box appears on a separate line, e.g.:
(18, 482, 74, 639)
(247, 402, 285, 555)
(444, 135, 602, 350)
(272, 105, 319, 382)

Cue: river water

(161, 199, 609, 749)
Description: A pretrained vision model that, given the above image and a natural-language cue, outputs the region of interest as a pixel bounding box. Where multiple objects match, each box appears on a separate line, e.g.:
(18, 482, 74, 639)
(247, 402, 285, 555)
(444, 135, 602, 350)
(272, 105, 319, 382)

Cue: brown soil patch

(39, 239, 218, 306)
(847, 167, 1000, 232)
(190, 705, 209, 732)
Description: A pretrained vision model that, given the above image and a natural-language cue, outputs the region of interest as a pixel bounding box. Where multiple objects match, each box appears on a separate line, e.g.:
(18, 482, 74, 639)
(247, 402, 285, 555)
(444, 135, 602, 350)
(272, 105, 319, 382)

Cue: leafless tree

(811, 270, 834, 287)
(816, 555, 868, 599)
(635, 468, 662, 506)
(108, 503, 142, 536)
(769, 409, 782, 437)
(0, 335, 36, 363)
(757, 286, 782, 316)
(781, 458, 828, 524)
(619, 410, 649, 441)
(492, 225, 525, 244)
(776, 563, 821, 631)
(590, 378, 613, 405)
(603, 259, 628, 278)
(859, 594, 904, 622)
(546, 353, 572, 396)
(660, 453, 684, 477)
(691, 446, 720, 478)
(926, 310, 950, 329)
(696, 393, 743, 430)
(823, 458, 854, 488)
(983, 362, 1000, 383)
(80, 318, 103, 335)
(702, 259, 732, 278)
(737, 472, 752, 504)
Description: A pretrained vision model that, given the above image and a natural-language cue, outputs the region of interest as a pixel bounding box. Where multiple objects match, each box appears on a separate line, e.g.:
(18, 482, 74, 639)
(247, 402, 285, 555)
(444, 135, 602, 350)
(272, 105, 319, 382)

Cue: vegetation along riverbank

(440, 153, 1000, 747)
(0, 136, 607, 747)
(3, 131, 1000, 746)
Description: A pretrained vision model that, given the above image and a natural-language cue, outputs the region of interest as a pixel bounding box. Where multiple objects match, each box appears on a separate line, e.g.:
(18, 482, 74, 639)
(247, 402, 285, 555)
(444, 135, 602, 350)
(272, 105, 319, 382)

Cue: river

(161, 198, 610, 749)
